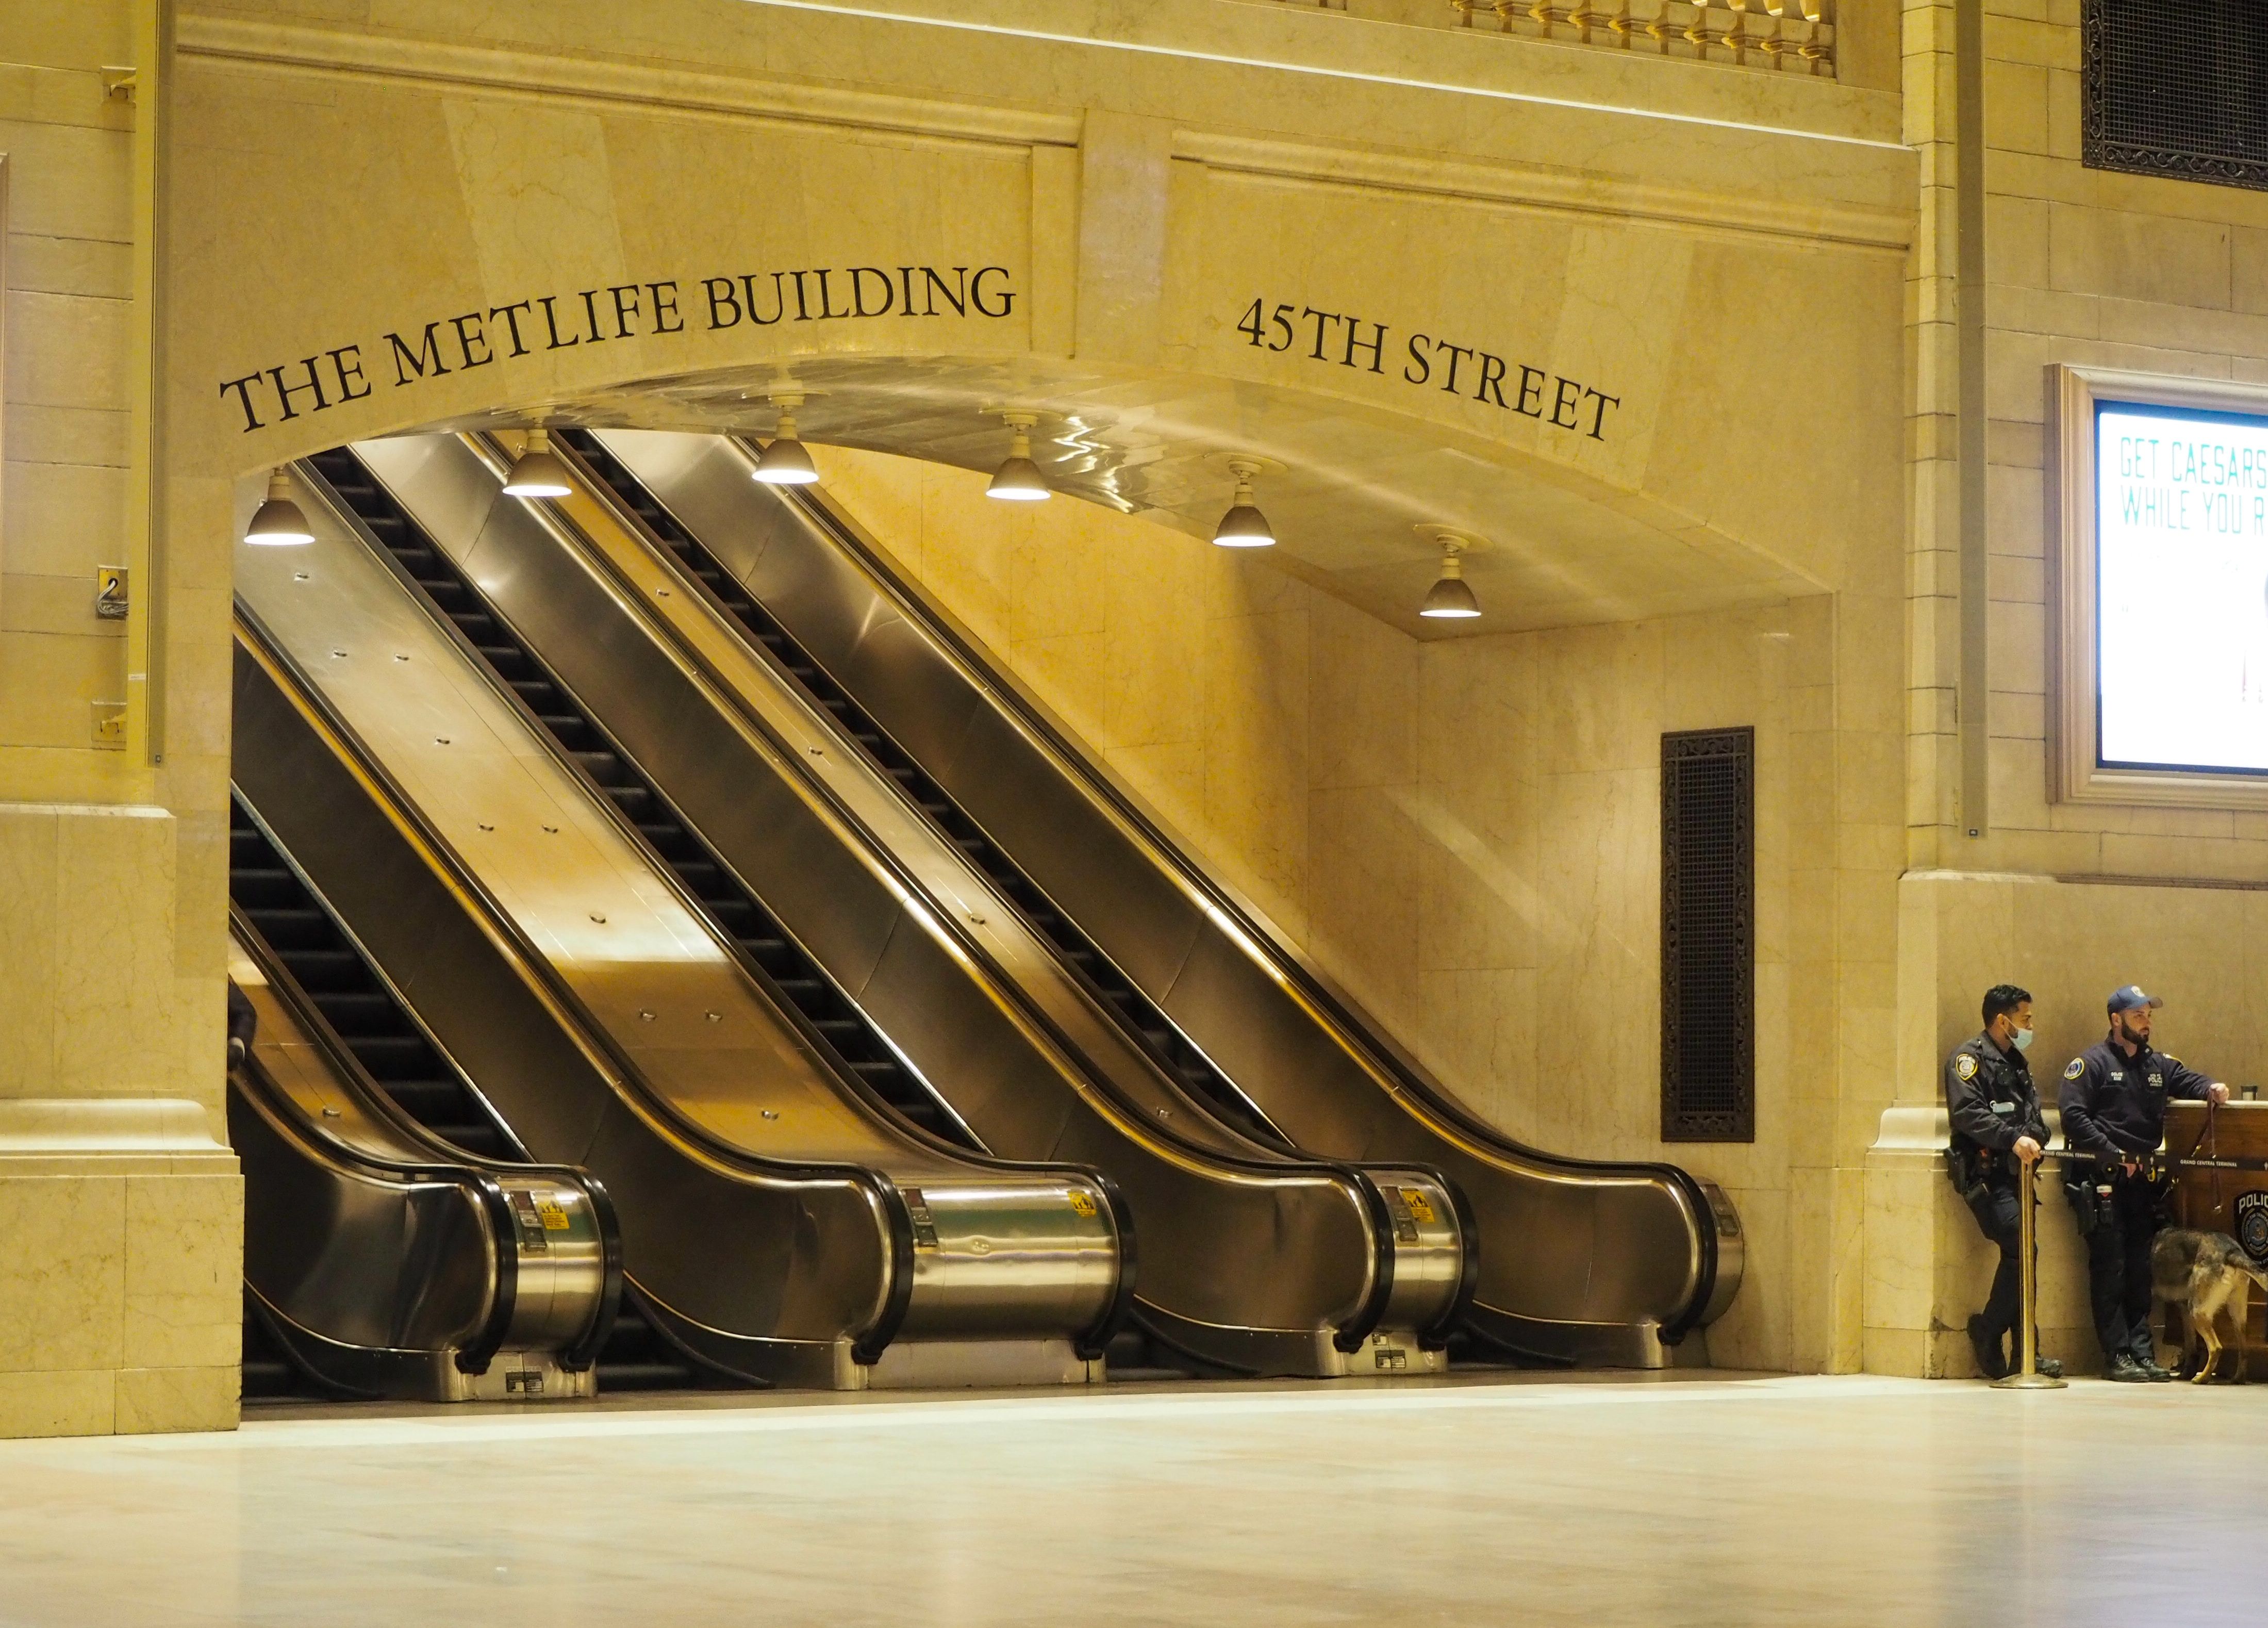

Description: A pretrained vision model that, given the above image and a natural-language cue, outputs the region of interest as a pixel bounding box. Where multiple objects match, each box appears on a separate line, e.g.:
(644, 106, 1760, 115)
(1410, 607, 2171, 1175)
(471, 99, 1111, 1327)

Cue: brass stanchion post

(1993, 1153, 2066, 1390)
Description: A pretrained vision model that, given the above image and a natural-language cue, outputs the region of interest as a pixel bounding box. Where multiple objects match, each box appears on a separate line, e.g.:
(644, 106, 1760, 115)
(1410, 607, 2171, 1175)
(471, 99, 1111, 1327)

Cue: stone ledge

(0, 1098, 238, 1178)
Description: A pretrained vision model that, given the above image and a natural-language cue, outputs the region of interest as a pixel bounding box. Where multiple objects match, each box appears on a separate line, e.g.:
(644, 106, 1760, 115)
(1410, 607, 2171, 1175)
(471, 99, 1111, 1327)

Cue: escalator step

(378, 1078, 461, 1109)
(308, 993, 400, 1033)
(345, 1035, 429, 1068)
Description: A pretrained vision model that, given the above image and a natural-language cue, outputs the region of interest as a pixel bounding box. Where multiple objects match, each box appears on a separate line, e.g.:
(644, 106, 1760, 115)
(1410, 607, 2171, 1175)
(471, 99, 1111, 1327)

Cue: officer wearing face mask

(1944, 983, 2060, 1380)
(2059, 985, 2230, 1381)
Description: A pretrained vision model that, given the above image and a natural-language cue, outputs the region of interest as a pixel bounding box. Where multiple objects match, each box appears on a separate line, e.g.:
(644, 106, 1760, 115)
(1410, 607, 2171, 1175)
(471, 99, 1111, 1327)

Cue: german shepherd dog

(2151, 1229, 2268, 1383)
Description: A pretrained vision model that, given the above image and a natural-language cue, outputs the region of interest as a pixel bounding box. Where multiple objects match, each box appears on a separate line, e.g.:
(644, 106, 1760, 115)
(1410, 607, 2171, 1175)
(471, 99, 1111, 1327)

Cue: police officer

(2059, 984, 2229, 1381)
(1945, 983, 2061, 1380)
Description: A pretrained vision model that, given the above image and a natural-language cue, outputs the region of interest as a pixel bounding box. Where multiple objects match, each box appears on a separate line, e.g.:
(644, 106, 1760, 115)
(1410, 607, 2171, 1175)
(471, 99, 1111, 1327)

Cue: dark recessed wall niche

(1661, 727, 1754, 1144)
(2083, 0, 2268, 193)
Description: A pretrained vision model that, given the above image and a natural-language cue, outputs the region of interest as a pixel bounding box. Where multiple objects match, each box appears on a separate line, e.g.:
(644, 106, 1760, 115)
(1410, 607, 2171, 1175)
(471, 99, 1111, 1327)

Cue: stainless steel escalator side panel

(375, 430, 1473, 1372)
(234, 465, 1123, 1378)
(229, 911, 614, 1383)
(597, 429, 1737, 1363)
(229, 1081, 497, 1384)
(234, 631, 897, 1383)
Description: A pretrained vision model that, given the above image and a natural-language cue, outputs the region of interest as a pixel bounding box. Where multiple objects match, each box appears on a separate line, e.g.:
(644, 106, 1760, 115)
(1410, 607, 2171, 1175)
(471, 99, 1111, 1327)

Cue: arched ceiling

(423, 355, 1824, 638)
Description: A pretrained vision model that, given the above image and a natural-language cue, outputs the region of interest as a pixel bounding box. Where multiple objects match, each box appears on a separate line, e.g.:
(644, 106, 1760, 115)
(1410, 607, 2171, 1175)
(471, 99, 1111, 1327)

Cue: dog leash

(2179, 1097, 2225, 1218)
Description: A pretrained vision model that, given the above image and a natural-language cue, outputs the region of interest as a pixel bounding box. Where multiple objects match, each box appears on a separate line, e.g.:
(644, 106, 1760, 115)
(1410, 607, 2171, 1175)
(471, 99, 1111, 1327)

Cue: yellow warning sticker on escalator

(537, 1199, 572, 1231)
(1067, 1191, 1097, 1218)
(1400, 1188, 1437, 1226)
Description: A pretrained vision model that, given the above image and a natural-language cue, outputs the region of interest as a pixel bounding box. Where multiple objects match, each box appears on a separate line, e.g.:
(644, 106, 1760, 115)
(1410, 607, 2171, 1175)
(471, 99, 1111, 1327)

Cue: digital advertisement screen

(2096, 399, 2268, 774)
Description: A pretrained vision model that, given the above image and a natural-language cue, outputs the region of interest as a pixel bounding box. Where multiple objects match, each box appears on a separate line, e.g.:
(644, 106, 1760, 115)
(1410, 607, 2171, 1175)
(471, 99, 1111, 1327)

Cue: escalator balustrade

(556, 430, 1281, 1150)
(581, 428, 1741, 1368)
(227, 794, 698, 1395)
(303, 447, 974, 1153)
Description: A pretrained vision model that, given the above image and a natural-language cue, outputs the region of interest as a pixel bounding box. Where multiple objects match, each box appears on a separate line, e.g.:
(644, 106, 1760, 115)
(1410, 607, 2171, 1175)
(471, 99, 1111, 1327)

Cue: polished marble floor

(4, 1371, 2267, 1626)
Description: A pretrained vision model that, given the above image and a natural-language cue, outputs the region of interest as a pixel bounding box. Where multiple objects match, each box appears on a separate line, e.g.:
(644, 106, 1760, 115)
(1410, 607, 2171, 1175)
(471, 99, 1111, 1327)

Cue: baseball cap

(2107, 984, 2164, 1015)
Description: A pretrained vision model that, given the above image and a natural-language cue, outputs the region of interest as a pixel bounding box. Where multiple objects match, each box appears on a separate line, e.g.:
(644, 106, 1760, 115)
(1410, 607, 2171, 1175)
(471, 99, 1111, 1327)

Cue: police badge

(1955, 1054, 1978, 1081)
(2237, 1191, 2268, 1270)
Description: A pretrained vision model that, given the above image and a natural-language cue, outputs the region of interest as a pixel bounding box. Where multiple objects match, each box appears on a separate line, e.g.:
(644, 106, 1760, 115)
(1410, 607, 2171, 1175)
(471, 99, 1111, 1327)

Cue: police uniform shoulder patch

(2064, 1059, 2085, 1080)
(1954, 1054, 1978, 1081)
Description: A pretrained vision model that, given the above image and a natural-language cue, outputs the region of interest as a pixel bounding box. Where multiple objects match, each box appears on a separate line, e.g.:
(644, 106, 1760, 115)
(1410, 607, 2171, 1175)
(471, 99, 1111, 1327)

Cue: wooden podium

(2165, 1098, 2268, 1377)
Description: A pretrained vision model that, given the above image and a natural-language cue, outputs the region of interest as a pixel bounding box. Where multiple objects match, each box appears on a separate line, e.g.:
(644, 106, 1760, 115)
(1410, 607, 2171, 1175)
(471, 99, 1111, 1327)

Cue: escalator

(229, 794, 692, 1393)
(231, 468, 1131, 1390)
(324, 434, 1473, 1378)
(226, 894, 618, 1401)
(574, 427, 1745, 1368)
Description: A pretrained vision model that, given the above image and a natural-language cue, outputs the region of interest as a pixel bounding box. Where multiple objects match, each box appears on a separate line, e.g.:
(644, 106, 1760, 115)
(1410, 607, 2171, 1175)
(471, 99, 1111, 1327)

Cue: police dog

(2151, 1229, 2268, 1383)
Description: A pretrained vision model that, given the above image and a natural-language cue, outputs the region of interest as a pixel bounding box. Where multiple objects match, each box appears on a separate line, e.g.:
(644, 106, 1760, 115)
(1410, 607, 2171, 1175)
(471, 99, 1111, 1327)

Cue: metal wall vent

(1661, 727, 1754, 1144)
(2083, 0, 2268, 193)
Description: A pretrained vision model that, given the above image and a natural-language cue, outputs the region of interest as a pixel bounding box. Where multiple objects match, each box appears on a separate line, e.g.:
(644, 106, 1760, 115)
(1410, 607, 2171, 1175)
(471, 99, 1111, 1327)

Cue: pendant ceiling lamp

(501, 427, 574, 498)
(243, 468, 313, 546)
(753, 393, 820, 485)
(986, 412, 1051, 501)
(1419, 537, 1482, 620)
(1211, 458, 1275, 548)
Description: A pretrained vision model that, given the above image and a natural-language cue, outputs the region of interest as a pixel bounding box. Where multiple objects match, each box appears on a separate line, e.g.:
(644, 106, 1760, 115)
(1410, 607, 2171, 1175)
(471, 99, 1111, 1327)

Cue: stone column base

(1864, 1104, 2099, 1377)
(0, 1099, 242, 1438)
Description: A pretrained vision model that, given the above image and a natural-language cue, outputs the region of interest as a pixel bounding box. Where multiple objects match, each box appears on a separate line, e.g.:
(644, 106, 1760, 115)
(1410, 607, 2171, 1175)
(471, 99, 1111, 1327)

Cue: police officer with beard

(1945, 983, 2060, 1380)
(2059, 985, 2229, 1381)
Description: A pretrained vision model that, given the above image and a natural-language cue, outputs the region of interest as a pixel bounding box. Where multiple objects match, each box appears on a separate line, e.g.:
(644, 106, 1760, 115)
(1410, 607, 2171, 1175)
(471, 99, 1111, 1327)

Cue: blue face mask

(2012, 1027, 2034, 1053)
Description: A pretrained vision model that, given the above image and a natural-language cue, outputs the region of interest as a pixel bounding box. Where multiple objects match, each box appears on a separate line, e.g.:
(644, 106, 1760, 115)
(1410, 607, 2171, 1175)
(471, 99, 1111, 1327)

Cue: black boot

(1968, 1314, 2009, 1380)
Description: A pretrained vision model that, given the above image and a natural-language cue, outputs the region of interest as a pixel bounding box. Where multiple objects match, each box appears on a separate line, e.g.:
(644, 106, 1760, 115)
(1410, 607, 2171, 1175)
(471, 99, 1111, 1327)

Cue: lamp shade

(753, 411, 820, 484)
(987, 421, 1051, 500)
(987, 455, 1051, 500)
(1211, 501, 1275, 547)
(244, 470, 314, 546)
(501, 427, 574, 498)
(1419, 550, 1481, 618)
(1213, 460, 1276, 547)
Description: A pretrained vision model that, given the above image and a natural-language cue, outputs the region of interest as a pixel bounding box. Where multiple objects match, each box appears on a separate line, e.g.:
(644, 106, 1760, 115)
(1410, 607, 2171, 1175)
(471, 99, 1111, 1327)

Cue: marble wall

(5, 0, 1927, 1430)
(813, 443, 1883, 1372)
(1885, 0, 2268, 1372)
(0, 4, 244, 1438)
(136, 0, 1912, 1385)
(1907, 0, 2268, 884)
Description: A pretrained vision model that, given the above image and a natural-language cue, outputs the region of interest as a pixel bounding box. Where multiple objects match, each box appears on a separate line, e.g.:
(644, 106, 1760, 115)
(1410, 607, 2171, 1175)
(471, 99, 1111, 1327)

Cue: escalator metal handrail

(227, 1033, 521, 1377)
(308, 445, 1138, 1360)
(231, 601, 918, 1358)
(538, 432, 1434, 1181)
(553, 429, 1299, 1158)
(228, 895, 623, 1369)
(326, 447, 983, 1167)
(736, 442, 1724, 1337)
(541, 431, 1459, 1352)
